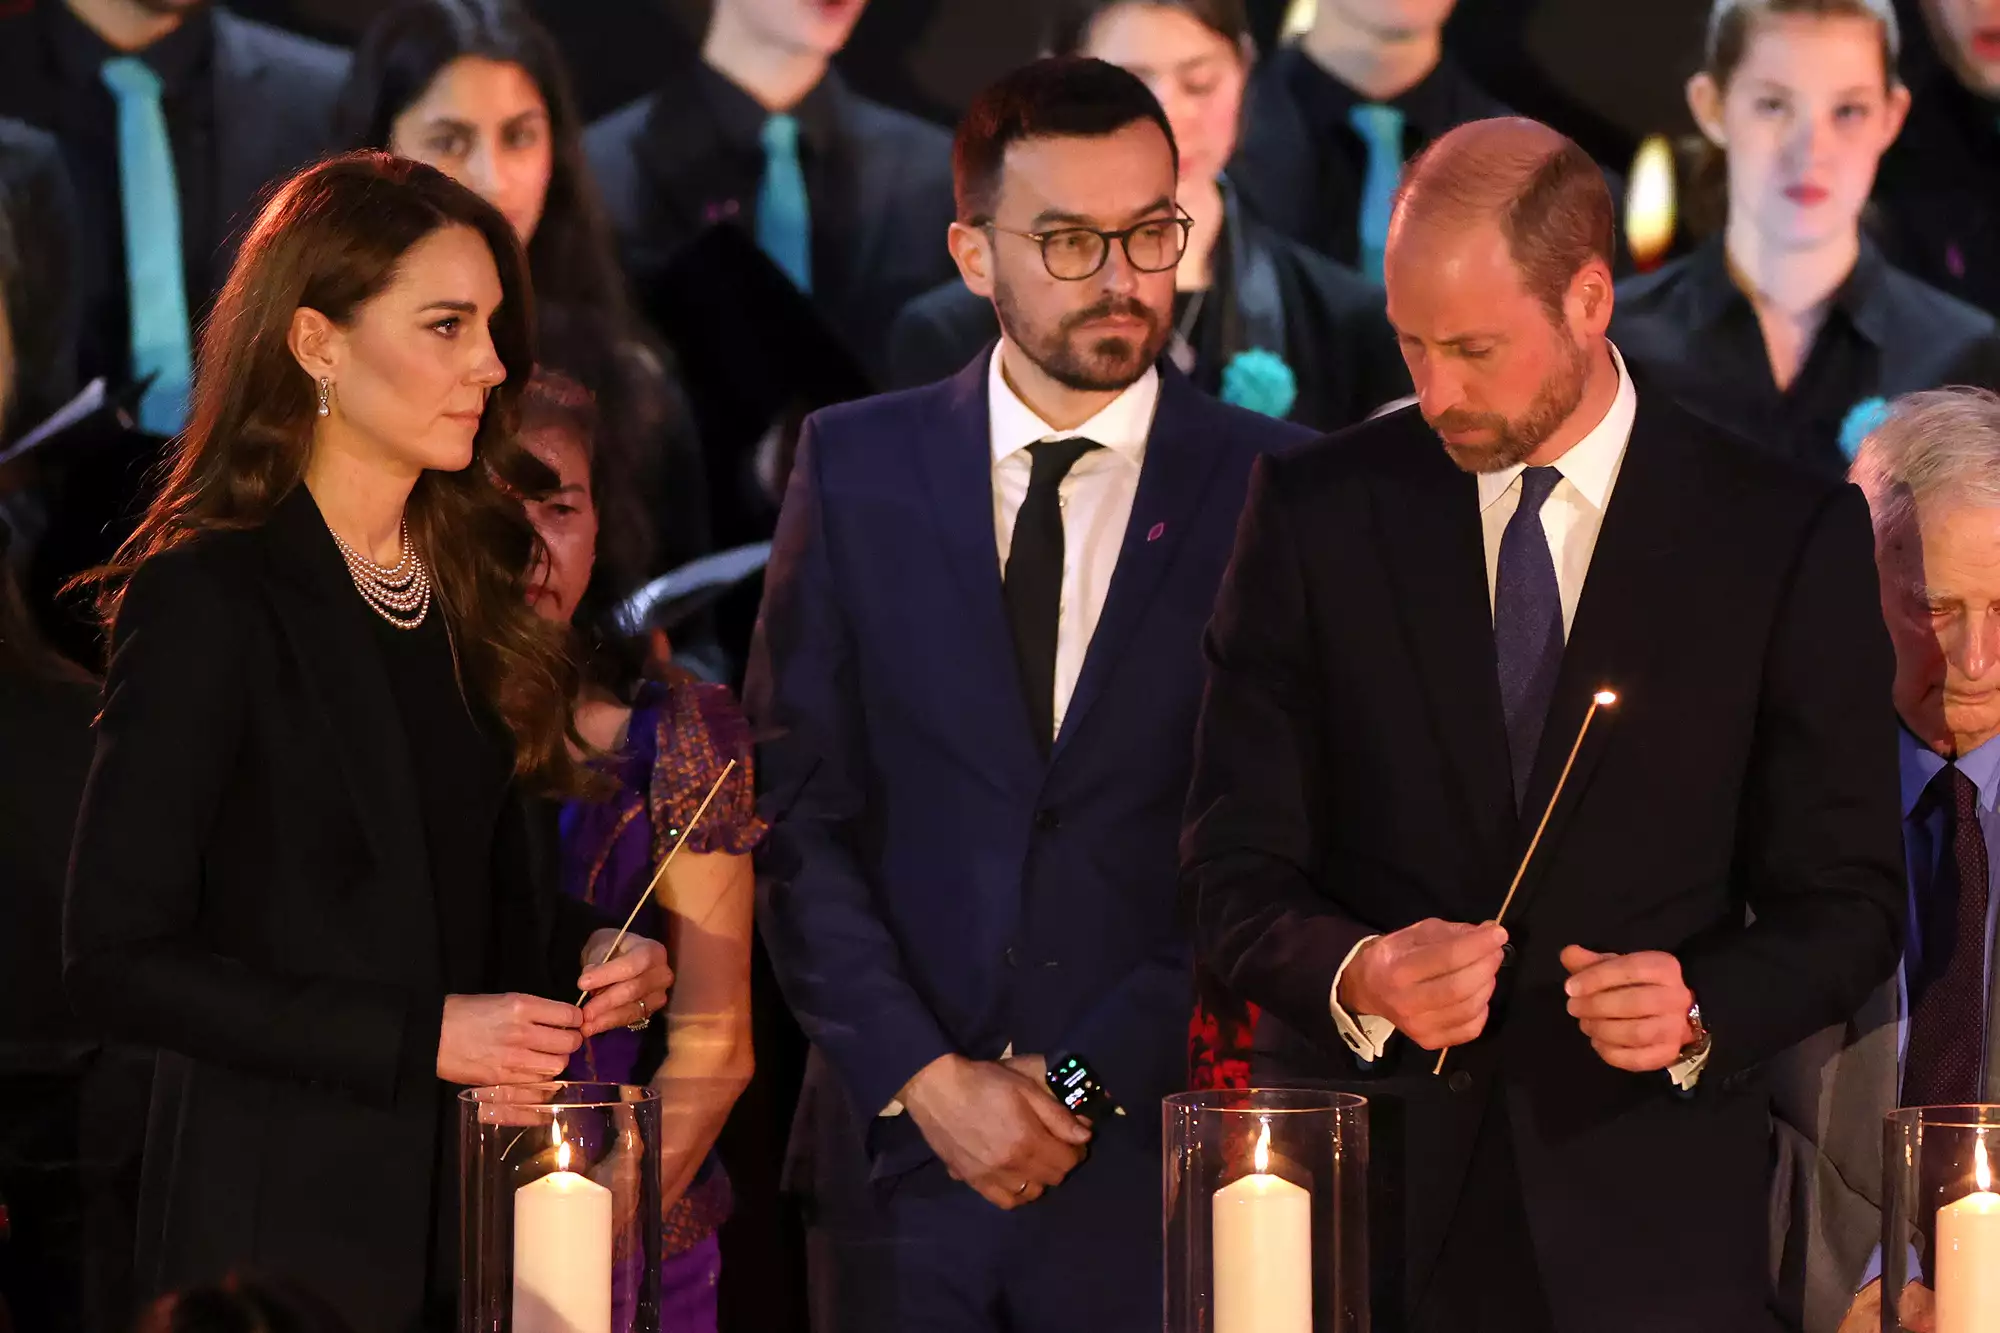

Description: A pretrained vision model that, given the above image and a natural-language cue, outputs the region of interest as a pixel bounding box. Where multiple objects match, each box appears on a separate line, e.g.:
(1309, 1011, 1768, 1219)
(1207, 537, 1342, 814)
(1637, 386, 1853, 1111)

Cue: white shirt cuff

(1667, 1041, 1710, 1091)
(1329, 935, 1396, 1063)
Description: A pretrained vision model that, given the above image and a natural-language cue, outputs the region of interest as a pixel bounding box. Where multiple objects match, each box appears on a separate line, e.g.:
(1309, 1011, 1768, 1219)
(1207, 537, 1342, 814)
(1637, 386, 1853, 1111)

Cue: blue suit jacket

(749, 354, 1309, 1178)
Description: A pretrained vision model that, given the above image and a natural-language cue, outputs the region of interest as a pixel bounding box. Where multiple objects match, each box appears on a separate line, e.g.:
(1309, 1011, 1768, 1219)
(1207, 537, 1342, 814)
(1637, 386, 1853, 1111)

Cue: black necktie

(1494, 467, 1566, 808)
(1004, 438, 1099, 754)
(1904, 765, 1990, 1107)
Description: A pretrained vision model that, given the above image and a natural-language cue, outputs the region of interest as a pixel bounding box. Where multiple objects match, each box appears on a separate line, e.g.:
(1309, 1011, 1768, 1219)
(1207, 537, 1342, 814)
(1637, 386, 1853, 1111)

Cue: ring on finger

(1014, 1180, 1030, 1196)
(625, 996, 652, 1033)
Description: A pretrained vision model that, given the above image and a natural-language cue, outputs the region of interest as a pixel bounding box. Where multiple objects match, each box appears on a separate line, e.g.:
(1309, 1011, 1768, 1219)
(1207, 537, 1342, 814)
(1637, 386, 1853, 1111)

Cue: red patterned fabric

(1188, 965, 1259, 1091)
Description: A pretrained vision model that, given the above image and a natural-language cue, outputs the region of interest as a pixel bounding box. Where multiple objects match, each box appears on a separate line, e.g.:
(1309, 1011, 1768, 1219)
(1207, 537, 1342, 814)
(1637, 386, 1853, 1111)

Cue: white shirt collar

(987, 340, 1159, 468)
(1476, 341, 1638, 513)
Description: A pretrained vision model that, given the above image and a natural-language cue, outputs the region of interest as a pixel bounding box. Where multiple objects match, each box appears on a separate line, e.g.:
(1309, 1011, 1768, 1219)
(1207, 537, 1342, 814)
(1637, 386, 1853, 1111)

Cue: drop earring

(317, 377, 331, 417)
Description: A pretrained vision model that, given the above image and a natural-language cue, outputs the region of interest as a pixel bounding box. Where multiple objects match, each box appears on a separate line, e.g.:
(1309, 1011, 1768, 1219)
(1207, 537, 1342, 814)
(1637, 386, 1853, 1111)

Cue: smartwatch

(1047, 1053, 1124, 1118)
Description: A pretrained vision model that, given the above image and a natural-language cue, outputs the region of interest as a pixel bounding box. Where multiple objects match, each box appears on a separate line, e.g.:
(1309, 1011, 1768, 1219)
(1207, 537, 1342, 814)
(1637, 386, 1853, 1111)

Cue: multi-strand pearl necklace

(329, 520, 431, 630)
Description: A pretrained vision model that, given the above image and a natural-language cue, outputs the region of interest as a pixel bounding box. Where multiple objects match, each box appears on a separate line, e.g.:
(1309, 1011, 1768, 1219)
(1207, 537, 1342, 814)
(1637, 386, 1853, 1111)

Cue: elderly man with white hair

(1773, 385, 2000, 1333)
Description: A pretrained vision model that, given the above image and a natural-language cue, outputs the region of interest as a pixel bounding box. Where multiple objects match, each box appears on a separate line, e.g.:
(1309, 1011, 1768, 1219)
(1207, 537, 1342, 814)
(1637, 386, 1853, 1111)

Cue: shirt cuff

(1329, 936, 1396, 1064)
(1667, 1040, 1710, 1091)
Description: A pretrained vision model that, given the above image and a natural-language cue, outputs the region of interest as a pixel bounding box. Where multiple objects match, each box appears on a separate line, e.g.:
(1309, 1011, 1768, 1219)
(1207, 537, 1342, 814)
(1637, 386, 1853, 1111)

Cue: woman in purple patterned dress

(520, 370, 759, 1333)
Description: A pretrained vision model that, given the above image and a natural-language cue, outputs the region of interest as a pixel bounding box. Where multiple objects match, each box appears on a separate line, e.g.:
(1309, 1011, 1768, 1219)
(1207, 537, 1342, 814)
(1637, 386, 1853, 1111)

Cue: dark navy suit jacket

(749, 354, 1310, 1183)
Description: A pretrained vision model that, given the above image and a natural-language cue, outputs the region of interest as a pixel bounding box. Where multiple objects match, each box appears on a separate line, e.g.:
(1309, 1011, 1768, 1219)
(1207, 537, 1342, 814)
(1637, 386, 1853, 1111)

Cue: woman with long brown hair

(62, 152, 671, 1333)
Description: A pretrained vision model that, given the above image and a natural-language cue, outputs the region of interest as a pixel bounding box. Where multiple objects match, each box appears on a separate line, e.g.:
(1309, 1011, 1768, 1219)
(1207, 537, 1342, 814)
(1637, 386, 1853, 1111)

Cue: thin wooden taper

(575, 757, 736, 1007)
(1432, 694, 1614, 1076)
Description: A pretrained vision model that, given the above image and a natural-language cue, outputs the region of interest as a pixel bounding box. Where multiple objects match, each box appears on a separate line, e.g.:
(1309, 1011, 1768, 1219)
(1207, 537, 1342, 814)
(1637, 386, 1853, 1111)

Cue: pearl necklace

(329, 520, 431, 630)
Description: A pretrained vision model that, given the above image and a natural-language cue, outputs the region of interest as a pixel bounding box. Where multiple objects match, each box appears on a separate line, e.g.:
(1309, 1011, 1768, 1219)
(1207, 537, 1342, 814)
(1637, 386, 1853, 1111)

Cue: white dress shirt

(1327, 345, 1703, 1086)
(988, 341, 1160, 742)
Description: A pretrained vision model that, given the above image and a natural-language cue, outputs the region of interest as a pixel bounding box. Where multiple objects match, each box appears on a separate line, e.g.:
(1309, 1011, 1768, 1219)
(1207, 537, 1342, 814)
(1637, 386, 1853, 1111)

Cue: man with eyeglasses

(749, 55, 1310, 1333)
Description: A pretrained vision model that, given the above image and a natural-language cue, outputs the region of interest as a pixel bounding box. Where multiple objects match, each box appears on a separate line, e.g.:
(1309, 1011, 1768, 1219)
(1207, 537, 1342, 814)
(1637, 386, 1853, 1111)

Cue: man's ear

(948, 221, 998, 300)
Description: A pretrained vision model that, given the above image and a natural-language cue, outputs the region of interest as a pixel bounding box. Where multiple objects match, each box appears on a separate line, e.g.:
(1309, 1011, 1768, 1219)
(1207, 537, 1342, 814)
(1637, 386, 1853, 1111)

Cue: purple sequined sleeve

(649, 679, 765, 860)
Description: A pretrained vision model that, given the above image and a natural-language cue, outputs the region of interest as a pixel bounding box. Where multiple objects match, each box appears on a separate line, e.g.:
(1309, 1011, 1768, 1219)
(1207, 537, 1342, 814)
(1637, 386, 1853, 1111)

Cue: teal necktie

(1348, 102, 1406, 281)
(756, 113, 812, 293)
(100, 56, 192, 436)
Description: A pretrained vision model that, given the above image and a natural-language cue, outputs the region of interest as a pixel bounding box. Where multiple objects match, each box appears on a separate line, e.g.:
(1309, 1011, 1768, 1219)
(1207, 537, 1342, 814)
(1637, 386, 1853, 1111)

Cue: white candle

(512, 1133, 613, 1333)
(1938, 1133, 2000, 1333)
(1212, 1121, 1312, 1333)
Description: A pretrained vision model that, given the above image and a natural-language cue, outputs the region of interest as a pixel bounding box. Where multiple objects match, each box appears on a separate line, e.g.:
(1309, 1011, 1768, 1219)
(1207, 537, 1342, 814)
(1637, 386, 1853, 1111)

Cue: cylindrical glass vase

(1883, 1105, 2000, 1333)
(1163, 1089, 1368, 1333)
(460, 1081, 661, 1333)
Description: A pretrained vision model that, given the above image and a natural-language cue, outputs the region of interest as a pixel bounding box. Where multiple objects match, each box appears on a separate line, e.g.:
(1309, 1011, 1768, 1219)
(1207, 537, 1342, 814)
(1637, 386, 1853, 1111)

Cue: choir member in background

(583, 0, 958, 386)
(1772, 387, 2000, 1333)
(1871, 0, 2000, 320)
(886, 0, 1411, 432)
(1613, 0, 2000, 482)
(1182, 116, 1903, 1332)
(0, 0, 350, 438)
(335, 0, 712, 588)
(0, 116, 81, 440)
(0, 258, 144, 1333)
(1227, 0, 1503, 278)
(751, 58, 1309, 1333)
(517, 370, 762, 1333)
(62, 154, 671, 1333)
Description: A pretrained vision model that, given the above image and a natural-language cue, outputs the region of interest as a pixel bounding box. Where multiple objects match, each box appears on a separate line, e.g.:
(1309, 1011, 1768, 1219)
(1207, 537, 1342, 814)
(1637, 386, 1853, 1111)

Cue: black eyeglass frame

(979, 209, 1195, 281)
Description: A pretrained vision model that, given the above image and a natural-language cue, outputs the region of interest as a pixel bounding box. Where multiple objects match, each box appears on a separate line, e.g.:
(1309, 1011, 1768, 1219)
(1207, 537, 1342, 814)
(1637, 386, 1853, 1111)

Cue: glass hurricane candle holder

(460, 1081, 661, 1333)
(1883, 1105, 2000, 1333)
(1163, 1089, 1368, 1333)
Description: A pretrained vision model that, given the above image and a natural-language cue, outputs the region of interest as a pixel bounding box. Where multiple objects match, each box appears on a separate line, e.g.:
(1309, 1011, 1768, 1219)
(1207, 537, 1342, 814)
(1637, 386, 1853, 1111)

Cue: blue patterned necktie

(1494, 467, 1566, 808)
(756, 113, 812, 293)
(100, 55, 192, 435)
(1348, 102, 1406, 281)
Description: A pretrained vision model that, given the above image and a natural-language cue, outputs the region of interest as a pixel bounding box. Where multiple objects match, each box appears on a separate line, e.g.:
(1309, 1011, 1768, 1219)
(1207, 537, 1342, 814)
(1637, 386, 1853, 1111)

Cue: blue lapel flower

(1220, 348, 1298, 420)
(1839, 396, 1892, 461)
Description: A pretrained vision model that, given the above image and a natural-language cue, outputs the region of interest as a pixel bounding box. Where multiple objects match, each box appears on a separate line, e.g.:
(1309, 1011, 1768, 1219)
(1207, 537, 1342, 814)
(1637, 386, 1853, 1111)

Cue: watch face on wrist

(1048, 1054, 1119, 1118)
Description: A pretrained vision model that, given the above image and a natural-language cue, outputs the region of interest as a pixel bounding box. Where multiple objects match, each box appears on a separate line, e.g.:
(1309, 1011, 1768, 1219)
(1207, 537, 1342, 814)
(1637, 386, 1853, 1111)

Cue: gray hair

(1851, 388, 2000, 538)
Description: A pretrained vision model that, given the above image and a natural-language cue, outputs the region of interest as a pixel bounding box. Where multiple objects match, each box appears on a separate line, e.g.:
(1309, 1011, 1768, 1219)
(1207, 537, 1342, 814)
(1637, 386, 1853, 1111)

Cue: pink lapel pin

(1147, 522, 1166, 542)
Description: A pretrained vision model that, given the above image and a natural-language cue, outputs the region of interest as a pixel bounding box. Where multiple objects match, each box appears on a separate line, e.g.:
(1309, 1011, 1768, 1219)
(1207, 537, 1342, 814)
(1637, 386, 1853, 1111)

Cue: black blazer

(63, 487, 602, 1332)
(884, 200, 1410, 433)
(1181, 389, 1904, 1331)
(0, 114, 81, 437)
(585, 64, 957, 386)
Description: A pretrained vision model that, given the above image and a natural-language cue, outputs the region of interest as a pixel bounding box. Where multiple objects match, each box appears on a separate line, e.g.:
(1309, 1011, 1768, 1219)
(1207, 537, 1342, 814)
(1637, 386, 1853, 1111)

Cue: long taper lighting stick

(1433, 688, 1619, 1076)
(575, 758, 736, 1008)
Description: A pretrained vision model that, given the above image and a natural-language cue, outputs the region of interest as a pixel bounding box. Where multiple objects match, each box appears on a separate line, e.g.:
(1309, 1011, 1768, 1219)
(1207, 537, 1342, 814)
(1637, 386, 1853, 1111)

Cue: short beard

(1430, 330, 1591, 475)
(992, 281, 1171, 394)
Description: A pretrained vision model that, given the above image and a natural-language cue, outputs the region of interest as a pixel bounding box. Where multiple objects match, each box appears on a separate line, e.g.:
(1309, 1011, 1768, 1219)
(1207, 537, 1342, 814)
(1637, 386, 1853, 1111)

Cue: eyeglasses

(982, 210, 1194, 281)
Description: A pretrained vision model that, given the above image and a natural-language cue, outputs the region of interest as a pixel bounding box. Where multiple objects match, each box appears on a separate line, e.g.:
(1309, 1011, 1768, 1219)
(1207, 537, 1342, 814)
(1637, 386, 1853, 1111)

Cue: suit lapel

(258, 486, 440, 983)
(1053, 368, 1228, 760)
(914, 357, 1044, 772)
(1371, 417, 1516, 869)
(1505, 400, 1686, 918)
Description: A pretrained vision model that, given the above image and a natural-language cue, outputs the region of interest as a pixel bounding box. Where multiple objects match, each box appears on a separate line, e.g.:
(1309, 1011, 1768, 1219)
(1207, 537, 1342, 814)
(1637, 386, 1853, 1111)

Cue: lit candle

(513, 1128, 613, 1333)
(1212, 1121, 1311, 1333)
(1623, 135, 1677, 273)
(1938, 1132, 2000, 1333)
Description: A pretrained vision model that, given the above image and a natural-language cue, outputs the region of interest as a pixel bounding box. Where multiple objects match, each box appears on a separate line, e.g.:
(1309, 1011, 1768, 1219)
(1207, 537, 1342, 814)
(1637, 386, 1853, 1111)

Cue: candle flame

(1979, 1132, 1992, 1193)
(550, 1116, 570, 1173)
(1593, 689, 1619, 707)
(1254, 1121, 1271, 1175)
(1624, 135, 1677, 272)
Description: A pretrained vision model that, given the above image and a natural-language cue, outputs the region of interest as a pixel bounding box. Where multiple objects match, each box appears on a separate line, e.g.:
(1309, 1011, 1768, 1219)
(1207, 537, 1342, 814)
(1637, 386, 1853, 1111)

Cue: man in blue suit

(749, 56, 1310, 1333)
